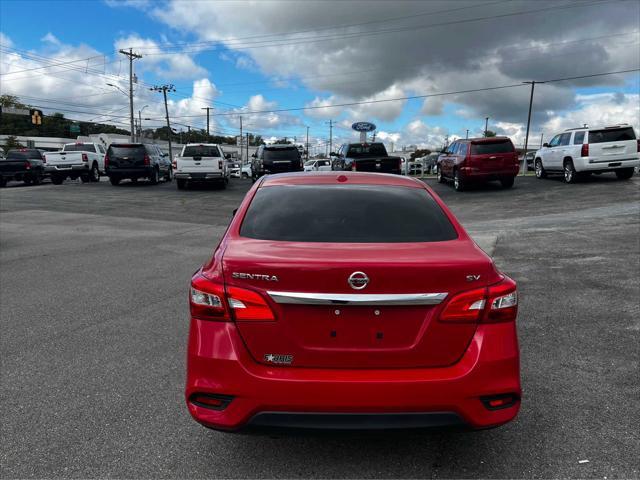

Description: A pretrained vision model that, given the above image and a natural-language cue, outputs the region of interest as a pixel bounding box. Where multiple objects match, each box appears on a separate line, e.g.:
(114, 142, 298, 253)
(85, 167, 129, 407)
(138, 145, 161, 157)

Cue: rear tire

(500, 176, 515, 189)
(109, 176, 121, 186)
(615, 168, 634, 180)
(535, 159, 546, 179)
(453, 169, 465, 191)
(0, 177, 6, 188)
(164, 168, 173, 182)
(176, 179, 187, 190)
(219, 179, 227, 189)
(149, 168, 159, 185)
(436, 165, 445, 183)
(89, 163, 100, 182)
(80, 174, 90, 183)
(51, 175, 64, 185)
(23, 178, 33, 185)
(563, 159, 577, 184)
(32, 174, 42, 185)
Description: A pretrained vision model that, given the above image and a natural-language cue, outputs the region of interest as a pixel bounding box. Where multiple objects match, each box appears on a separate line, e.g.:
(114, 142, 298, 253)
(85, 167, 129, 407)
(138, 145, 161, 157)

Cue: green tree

(0, 95, 27, 109)
(410, 148, 432, 160)
(3, 135, 24, 153)
(484, 130, 497, 138)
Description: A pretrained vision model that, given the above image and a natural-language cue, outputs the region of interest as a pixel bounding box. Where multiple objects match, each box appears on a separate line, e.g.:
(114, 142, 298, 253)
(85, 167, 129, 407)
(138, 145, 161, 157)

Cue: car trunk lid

(221, 238, 499, 369)
(468, 139, 516, 171)
(587, 127, 637, 162)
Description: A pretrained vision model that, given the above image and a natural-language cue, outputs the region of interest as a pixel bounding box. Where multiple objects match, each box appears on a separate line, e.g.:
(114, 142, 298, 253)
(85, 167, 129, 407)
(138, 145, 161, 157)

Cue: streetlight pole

(484, 117, 489, 137)
(150, 84, 175, 160)
(305, 126, 310, 161)
(201, 107, 212, 137)
(466, 129, 469, 139)
(138, 105, 148, 142)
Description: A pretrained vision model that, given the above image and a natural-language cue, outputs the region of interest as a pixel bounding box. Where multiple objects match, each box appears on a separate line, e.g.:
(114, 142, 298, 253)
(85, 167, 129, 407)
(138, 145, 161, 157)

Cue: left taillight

(218, 160, 223, 169)
(439, 276, 518, 324)
(82, 153, 89, 162)
(24, 161, 32, 170)
(581, 144, 589, 157)
(42, 155, 47, 164)
(104, 154, 109, 169)
(189, 275, 275, 322)
(143, 154, 151, 166)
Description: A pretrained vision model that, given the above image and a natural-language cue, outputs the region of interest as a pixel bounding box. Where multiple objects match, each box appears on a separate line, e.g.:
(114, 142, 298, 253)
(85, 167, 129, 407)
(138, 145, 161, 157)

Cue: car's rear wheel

(0, 177, 6, 188)
(453, 170, 465, 191)
(80, 174, 90, 183)
(500, 176, 515, 189)
(23, 177, 33, 185)
(31, 174, 42, 185)
(164, 168, 173, 182)
(177, 179, 187, 190)
(436, 166, 445, 183)
(535, 159, 546, 179)
(149, 168, 159, 185)
(109, 176, 120, 186)
(615, 168, 635, 180)
(89, 163, 100, 182)
(563, 159, 577, 184)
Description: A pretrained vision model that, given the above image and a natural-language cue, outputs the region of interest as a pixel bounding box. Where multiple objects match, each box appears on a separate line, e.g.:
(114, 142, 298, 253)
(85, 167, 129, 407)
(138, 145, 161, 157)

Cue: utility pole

(540, 133, 544, 148)
(150, 84, 175, 160)
(484, 117, 489, 137)
(119, 48, 142, 143)
(201, 107, 212, 136)
(138, 105, 148, 142)
(466, 129, 469, 139)
(522, 81, 545, 174)
(305, 126, 310, 160)
(239, 115, 243, 162)
(326, 120, 334, 154)
(246, 132, 249, 164)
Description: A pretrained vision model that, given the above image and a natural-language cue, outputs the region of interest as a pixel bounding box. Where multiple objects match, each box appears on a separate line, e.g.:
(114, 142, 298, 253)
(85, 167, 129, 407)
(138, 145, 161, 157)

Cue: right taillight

(581, 143, 589, 157)
(351, 161, 357, 171)
(189, 275, 275, 322)
(637, 139, 640, 152)
(143, 154, 151, 166)
(439, 276, 518, 324)
(104, 154, 109, 169)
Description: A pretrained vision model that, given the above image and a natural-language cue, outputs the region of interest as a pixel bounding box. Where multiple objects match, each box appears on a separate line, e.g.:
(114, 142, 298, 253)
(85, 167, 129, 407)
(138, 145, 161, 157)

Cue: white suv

(534, 125, 639, 183)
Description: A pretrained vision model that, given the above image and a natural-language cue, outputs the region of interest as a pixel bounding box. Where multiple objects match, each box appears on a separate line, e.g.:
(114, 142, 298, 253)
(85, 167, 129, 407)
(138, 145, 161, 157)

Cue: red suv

(437, 137, 519, 191)
(186, 172, 521, 431)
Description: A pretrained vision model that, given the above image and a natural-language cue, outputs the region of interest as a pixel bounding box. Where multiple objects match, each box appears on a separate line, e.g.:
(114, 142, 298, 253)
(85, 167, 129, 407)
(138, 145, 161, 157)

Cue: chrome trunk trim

(267, 291, 448, 306)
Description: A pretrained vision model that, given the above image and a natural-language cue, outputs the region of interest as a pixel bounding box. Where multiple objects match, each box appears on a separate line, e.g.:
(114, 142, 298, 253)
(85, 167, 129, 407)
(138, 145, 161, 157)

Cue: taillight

(439, 276, 517, 323)
(190, 275, 228, 321)
(42, 155, 47, 163)
(351, 161, 357, 171)
(581, 143, 589, 157)
(227, 286, 275, 321)
(637, 139, 640, 153)
(189, 275, 275, 322)
(172, 160, 177, 169)
(218, 160, 223, 169)
(104, 154, 109, 169)
(143, 154, 151, 166)
(82, 153, 88, 162)
(24, 161, 31, 170)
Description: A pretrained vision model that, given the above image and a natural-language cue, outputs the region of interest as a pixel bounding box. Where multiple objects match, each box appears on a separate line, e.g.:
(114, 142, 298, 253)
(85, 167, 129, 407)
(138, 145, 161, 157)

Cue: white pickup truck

(173, 143, 230, 190)
(535, 124, 639, 183)
(44, 142, 106, 184)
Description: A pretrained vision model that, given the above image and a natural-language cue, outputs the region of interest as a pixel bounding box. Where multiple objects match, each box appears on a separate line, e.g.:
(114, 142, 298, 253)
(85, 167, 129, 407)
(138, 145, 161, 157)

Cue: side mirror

(225, 153, 231, 159)
(251, 153, 257, 158)
(543, 143, 550, 148)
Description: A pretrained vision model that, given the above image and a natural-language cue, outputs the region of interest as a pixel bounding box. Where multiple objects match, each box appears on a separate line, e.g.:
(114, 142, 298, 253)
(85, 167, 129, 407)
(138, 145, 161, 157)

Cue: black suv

(251, 144, 302, 181)
(0, 149, 46, 187)
(105, 143, 172, 186)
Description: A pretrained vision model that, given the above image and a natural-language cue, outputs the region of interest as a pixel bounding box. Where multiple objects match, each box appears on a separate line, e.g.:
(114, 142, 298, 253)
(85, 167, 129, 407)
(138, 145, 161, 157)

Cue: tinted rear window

(470, 141, 514, 154)
(347, 143, 387, 157)
(240, 185, 458, 243)
(588, 127, 636, 143)
(182, 145, 221, 157)
(64, 144, 96, 153)
(263, 148, 299, 161)
(108, 145, 145, 157)
(6, 150, 42, 160)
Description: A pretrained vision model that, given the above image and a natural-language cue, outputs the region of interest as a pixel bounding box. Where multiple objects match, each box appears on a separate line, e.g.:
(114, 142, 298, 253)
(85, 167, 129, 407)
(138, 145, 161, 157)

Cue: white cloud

(227, 94, 301, 131)
(40, 32, 61, 46)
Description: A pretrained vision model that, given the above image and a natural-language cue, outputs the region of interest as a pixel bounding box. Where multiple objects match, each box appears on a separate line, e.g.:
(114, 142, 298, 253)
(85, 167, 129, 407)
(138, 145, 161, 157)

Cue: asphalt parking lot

(1, 173, 639, 479)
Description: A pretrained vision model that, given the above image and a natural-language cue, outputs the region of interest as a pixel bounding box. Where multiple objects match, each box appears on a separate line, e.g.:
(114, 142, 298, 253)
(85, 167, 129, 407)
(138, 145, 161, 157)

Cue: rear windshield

(470, 140, 514, 154)
(64, 144, 96, 153)
(240, 185, 458, 243)
(108, 145, 145, 157)
(263, 148, 299, 161)
(588, 127, 636, 144)
(6, 150, 42, 160)
(182, 145, 221, 157)
(347, 143, 387, 157)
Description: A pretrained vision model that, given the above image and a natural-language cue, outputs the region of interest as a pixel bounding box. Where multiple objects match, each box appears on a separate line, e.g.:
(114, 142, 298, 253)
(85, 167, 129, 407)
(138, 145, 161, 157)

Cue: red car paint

(186, 172, 521, 431)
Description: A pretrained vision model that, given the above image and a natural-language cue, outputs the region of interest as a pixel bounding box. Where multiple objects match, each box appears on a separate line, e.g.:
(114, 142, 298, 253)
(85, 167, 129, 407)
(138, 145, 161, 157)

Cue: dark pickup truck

(0, 149, 46, 187)
(331, 142, 402, 174)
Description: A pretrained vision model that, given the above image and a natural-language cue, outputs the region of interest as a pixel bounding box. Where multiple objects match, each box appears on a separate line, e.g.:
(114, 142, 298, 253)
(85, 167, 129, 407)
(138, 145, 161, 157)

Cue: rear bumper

(575, 156, 640, 172)
(175, 171, 224, 181)
(185, 321, 521, 432)
(45, 164, 88, 173)
(106, 167, 154, 178)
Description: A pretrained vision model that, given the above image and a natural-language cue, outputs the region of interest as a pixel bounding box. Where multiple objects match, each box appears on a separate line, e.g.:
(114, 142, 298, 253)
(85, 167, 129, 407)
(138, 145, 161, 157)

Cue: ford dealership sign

(352, 122, 376, 132)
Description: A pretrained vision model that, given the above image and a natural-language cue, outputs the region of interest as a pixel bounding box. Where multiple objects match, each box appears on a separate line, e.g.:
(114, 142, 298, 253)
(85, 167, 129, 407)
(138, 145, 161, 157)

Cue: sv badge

(466, 275, 481, 282)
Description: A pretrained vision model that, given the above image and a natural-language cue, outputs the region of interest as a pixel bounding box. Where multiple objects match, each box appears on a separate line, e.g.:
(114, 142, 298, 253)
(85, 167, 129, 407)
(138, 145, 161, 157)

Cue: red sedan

(186, 172, 521, 431)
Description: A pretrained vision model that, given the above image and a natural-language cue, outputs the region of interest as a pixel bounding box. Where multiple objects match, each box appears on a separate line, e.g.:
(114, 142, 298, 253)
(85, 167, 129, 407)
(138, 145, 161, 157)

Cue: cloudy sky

(1, 0, 639, 151)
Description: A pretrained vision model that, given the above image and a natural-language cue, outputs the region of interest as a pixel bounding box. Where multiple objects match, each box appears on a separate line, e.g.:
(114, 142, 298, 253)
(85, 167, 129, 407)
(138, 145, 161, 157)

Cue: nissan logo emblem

(348, 271, 369, 290)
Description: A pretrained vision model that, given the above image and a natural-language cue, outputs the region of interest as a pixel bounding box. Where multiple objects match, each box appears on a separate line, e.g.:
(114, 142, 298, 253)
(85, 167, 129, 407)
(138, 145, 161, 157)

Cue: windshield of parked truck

(63, 144, 97, 153)
(347, 143, 387, 157)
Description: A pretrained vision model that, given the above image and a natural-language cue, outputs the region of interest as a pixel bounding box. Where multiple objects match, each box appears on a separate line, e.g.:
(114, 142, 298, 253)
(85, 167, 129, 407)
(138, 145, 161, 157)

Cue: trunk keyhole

(376, 332, 384, 340)
(330, 330, 337, 338)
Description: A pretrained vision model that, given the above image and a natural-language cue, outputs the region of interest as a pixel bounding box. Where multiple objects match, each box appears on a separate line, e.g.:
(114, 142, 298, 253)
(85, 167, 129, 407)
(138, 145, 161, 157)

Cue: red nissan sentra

(186, 172, 521, 431)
